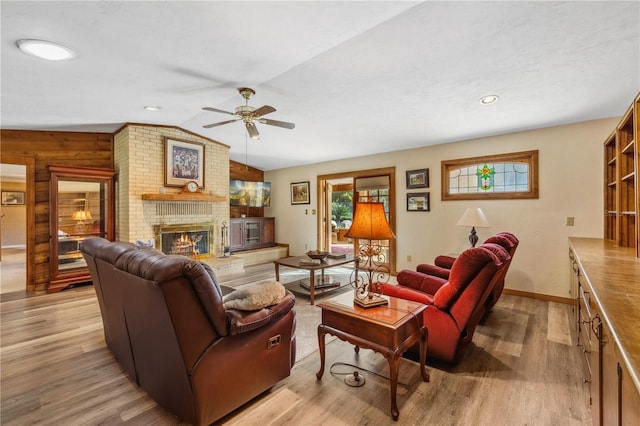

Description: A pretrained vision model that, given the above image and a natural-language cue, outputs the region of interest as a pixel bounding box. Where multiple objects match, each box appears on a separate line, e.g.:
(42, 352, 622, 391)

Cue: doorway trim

(2, 155, 35, 292)
(317, 166, 396, 275)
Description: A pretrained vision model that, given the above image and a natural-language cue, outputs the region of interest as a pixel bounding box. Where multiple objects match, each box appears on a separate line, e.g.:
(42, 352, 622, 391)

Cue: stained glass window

(442, 150, 538, 200)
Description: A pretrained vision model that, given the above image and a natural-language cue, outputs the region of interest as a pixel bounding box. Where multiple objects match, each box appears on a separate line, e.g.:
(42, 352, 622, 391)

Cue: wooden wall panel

(1, 130, 114, 292)
(230, 159, 265, 218)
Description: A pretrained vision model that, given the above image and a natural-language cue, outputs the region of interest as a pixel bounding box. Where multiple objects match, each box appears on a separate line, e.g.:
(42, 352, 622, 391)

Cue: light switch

(566, 217, 575, 226)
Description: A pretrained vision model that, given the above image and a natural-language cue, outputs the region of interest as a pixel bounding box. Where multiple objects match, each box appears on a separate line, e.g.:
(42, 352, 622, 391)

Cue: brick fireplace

(114, 124, 230, 257)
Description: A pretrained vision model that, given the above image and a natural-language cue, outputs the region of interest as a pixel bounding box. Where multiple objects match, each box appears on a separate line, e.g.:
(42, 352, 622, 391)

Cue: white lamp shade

(456, 208, 489, 228)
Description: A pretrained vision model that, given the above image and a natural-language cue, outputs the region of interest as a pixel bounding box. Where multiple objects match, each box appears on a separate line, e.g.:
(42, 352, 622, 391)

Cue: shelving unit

(604, 93, 640, 257)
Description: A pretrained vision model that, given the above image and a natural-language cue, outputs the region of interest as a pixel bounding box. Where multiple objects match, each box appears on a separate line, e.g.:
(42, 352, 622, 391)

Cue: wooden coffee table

(274, 255, 354, 305)
(316, 292, 429, 421)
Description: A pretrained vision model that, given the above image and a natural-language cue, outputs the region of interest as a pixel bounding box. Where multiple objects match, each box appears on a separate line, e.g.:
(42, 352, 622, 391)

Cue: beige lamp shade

(344, 202, 395, 240)
(456, 208, 489, 228)
(72, 210, 92, 221)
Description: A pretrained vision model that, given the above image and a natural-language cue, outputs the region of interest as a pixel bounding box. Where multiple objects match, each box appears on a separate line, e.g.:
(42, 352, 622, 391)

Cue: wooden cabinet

(604, 93, 640, 257)
(48, 165, 116, 293)
(229, 217, 275, 253)
(569, 238, 640, 426)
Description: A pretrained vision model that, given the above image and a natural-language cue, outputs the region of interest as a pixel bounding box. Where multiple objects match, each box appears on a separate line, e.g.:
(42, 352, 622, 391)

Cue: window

(441, 150, 539, 200)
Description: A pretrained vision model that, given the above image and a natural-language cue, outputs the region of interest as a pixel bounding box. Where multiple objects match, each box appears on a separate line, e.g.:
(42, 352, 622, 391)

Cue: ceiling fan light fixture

(480, 95, 500, 105)
(16, 39, 75, 61)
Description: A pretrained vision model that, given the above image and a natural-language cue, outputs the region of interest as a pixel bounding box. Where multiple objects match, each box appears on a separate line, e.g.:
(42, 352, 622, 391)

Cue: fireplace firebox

(153, 223, 215, 258)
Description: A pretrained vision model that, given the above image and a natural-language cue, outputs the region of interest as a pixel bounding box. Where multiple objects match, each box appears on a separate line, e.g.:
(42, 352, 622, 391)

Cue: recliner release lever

(268, 334, 281, 349)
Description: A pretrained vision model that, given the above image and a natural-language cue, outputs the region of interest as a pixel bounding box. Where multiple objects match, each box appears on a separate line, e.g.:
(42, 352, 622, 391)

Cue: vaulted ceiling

(2, 1, 639, 171)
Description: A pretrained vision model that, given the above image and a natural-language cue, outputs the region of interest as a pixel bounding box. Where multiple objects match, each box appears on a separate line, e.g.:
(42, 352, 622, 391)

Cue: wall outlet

(304, 243, 308, 250)
(566, 216, 575, 226)
(407, 255, 412, 262)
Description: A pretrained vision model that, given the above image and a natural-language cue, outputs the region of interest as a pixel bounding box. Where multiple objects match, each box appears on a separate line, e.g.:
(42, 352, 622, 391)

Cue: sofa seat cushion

(223, 280, 286, 311)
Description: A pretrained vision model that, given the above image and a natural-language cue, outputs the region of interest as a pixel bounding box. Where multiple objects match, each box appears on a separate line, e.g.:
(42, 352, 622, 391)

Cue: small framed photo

(165, 138, 205, 188)
(406, 168, 429, 189)
(1, 191, 25, 205)
(407, 192, 430, 212)
(291, 181, 310, 205)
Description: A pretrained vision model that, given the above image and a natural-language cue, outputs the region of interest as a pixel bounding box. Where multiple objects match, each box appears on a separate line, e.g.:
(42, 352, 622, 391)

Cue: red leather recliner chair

(380, 243, 511, 364)
(415, 232, 518, 311)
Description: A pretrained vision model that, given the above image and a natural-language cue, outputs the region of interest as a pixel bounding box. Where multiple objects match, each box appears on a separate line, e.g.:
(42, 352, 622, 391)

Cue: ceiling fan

(202, 87, 295, 139)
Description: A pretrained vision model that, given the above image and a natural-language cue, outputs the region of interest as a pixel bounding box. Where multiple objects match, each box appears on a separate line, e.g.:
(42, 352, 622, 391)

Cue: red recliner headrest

(433, 245, 509, 310)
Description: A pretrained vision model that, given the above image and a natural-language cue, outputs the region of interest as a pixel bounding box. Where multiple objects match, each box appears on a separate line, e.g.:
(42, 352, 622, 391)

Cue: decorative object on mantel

(165, 137, 205, 188)
(182, 180, 200, 193)
(344, 201, 395, 308)
(457, 207, 489, 247)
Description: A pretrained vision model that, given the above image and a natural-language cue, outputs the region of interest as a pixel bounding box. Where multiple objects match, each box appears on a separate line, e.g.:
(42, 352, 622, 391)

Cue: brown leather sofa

(80, 237, 296, 425)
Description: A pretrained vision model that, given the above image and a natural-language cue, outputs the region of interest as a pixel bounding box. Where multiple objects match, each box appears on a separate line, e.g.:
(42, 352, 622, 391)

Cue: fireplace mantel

(142, 193, 226, 202)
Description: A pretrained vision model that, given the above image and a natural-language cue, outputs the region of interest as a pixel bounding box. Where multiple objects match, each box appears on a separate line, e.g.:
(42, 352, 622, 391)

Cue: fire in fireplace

(154, 223, 215, 258)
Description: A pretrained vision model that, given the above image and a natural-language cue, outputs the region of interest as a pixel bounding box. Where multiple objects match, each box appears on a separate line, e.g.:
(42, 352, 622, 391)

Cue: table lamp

(72, 210, 92, 234)
(344, 202, 395, 308)
(456, 207, 489, 247)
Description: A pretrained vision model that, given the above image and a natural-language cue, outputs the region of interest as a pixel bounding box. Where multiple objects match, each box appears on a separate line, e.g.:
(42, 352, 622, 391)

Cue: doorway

(1, 163, 27, 294)
(317, 167, 396, 275)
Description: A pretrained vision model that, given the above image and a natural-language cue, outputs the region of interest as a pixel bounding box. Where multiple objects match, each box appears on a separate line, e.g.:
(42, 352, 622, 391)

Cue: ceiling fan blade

(202, 106, 235, 116)
(252, 105, 276, 118)
(246, 122, 260, 139)
(203, 119, 240, 128)
(258, 118, 296, 129)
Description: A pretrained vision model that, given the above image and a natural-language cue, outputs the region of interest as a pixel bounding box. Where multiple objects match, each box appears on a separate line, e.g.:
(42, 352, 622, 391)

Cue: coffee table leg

(309, 270, 315, 305)
(316, 325, 326, 380)
(275, 263, 280, 281)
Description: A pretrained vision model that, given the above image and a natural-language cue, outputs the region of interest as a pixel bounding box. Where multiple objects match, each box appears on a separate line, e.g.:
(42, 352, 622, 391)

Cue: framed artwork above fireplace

(165, 138, 205, 188)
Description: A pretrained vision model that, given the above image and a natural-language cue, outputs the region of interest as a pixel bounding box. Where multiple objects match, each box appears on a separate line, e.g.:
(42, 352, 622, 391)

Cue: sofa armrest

(225, 291, 296, 335)
(415, 263, 451, 280)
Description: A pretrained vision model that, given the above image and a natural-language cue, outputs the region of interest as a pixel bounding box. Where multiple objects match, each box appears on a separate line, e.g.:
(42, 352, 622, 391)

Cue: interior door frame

(1, 155, 35, 292)
(317, 166, 396, 275)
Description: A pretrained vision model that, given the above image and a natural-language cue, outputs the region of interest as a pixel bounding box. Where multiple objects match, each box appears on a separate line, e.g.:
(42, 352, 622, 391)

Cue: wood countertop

(569, 237, 640, 393)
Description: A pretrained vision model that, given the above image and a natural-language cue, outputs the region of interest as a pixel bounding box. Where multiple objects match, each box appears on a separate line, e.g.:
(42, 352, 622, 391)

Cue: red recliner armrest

(415, 263, 451, 280)
(434, 255, 456, 269)
(396, 270, 447, 295)
(378, 282, 434, 305)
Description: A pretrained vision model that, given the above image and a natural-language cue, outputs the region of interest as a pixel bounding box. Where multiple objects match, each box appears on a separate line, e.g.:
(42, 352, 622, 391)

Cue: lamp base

(354, 295, 388, 308)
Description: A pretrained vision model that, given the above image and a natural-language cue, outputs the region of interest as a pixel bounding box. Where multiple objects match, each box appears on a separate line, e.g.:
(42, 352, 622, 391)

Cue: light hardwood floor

(1, 263, 591, 425)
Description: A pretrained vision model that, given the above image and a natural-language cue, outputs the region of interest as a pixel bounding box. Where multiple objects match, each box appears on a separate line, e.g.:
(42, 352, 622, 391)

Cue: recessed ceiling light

(16, 39, 75, 61)
(480, 95, 500, 105)
(144, 106, 161, 111)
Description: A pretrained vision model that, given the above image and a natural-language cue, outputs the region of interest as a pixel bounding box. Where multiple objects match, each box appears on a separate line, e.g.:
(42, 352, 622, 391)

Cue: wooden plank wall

(229, 159, 265, 218)
(1, 130, 114, 292)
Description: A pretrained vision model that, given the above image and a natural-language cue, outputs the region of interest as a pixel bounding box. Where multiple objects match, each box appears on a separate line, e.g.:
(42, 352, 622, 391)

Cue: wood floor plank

(0, 263, 592, 425)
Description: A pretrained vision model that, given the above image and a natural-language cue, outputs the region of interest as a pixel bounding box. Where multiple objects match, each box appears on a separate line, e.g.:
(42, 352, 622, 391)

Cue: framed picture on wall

(406, 168, 429, 189)
(291, 181, 310, 205)
(1, 191, 25, 205)
(406, 192, 430, 211)
(165, 138, 205, 188)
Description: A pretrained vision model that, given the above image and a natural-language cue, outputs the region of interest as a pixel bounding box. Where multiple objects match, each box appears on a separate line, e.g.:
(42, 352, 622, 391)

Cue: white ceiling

(2, 1, 639, 171)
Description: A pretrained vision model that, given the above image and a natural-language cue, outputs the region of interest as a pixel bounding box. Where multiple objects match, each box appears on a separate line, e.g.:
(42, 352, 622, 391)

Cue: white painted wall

(265, 117, 618, 299)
